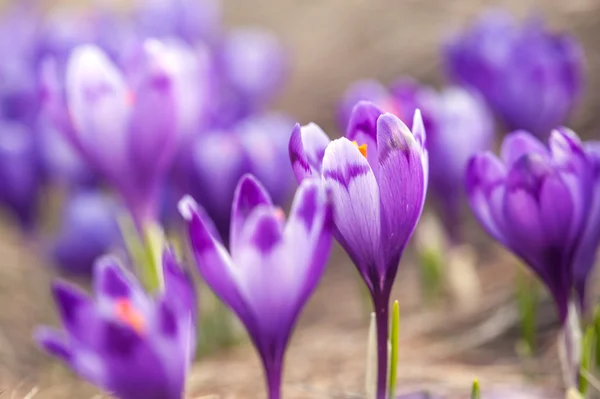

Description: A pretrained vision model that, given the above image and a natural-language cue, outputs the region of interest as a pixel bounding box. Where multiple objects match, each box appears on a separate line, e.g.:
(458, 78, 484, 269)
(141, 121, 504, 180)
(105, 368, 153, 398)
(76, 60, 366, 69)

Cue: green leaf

(516, 268, 538, 354)
(594, 306, 600, 370)
(388, 300, 400, 399)
(117, 213, 165, 293)
(471, 379, 480, 399)
(580, 325, 596, 395)
(417, 247, 444, 304)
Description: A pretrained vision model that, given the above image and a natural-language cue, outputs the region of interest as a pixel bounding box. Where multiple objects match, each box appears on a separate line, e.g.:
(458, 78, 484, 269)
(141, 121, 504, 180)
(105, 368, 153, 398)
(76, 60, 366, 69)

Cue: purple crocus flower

(179, 175, 333, 399)
(466, 128, 593, 322)
(444, 10, 583, 138)
(425, 86, 495, 241)
(179, 112, 294, 241)
(45, 40, 200, 228)
(0, 121, 42, 232)
(572, 141, 600, 309)
(289, 101, 428, 398)
(50, 190, 122, 274)
(35, 250, 196, 399)
(134, 0, 221, 45)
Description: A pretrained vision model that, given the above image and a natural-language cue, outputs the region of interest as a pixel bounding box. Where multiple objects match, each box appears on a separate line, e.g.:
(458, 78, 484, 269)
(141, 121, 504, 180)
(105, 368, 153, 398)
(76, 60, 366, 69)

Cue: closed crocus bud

(180, 175, 333, 399)
(35, 250, 196, 399)
(426, 87, 495, 241)
(0, 121, 42, 232)
(444, 10, 583, 138)
(466, 128, 593, 323)
(289, 101, 428, 398)
(50, 191, 121, 274)
(64, 42, 190, 228)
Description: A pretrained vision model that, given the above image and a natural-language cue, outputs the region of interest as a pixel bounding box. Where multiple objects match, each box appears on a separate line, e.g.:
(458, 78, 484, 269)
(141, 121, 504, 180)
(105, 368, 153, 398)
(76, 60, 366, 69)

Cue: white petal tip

(178, 195, 198, 221)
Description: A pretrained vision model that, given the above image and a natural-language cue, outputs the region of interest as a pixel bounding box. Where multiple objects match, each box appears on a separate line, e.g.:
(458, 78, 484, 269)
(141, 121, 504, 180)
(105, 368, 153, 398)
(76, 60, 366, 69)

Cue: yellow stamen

(352, 141, 368, 159)
(114, 299, 146, 334)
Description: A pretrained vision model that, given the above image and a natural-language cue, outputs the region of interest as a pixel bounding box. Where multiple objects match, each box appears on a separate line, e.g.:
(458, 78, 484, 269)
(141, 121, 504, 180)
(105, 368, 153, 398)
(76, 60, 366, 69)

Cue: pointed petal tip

(178, 195, 198, 221)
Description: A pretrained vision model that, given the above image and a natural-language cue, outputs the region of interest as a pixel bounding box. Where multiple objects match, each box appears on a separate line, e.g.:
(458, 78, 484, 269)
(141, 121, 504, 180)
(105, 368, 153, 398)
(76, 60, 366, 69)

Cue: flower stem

(263, 355, 283, 399)
(374, 294, 390, 399)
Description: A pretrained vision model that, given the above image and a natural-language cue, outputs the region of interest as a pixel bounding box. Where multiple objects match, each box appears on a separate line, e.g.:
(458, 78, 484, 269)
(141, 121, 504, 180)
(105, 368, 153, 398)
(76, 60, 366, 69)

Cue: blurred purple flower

(134, 0, 221, 45)
(35, 250, 196, 399)
(444, 10, 583, 138)
(44, 41, 202, 228)
(50, 191, 122, 275)
(572, 141, 600, 309)
(466, 128, 594, 321)
(178, 112, 294, 241)
(425, 86, 495, 241)
(0, 121, 42, 232)
(211, 28, 288, 127)
(337, 79, 405, 132)
(289, 102, 428, 397)
(179, 175, 333, 399)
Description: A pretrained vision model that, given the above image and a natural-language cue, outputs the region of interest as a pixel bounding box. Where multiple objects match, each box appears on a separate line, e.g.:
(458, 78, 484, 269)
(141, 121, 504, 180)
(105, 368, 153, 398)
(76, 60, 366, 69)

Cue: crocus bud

(0, 121, 42, 232)
(63, 42, 198, 228)
(180, 175, 333, 399)
(444, 10, 583, 138)
(35, 250, 196, 399)
(50, 190, 121, 274)
(467, 128, 593, 322)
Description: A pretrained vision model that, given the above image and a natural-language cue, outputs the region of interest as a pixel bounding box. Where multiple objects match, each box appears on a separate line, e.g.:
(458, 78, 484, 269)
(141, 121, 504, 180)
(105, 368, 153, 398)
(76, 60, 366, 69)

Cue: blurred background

(0, 0, 599, 398)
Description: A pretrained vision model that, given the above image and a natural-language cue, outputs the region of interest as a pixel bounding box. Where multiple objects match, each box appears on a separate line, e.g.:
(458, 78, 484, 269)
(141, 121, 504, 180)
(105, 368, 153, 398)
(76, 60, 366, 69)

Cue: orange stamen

(114, 299, 146, 334)
(274, 207, 285, 221)
(352, 141, 368, 159)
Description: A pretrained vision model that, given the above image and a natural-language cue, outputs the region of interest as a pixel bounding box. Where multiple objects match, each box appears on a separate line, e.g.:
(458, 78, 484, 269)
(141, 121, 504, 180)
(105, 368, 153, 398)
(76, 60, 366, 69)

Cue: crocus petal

(289, 122, 330, 182)
(376, 113, 427, 276)
(465, 152, 508, 242)
(51, 281, 102, 348)
(34, 327, 72, 363)
(346, 101, 384, 171)
(65, 45, 131, 178)
(322, 137, 381, 279)
(500, 130, 549, 167)
(283, 179, 333, 301)
(230, 174, 273, 257)
(178, 195, 250, 321)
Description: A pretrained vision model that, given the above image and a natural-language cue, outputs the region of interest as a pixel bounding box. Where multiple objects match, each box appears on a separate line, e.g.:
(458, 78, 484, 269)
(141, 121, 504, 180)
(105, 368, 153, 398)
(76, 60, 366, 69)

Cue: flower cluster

(9, 2, 600, 399)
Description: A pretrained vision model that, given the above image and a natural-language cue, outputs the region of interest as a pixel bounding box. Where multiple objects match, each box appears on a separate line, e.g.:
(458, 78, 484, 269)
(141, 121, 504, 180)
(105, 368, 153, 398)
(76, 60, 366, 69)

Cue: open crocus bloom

(179, 175, 333, 399)
(466, 128, 596, 322)
(35, 250, 196, 399)
(290, 101, 428, 300)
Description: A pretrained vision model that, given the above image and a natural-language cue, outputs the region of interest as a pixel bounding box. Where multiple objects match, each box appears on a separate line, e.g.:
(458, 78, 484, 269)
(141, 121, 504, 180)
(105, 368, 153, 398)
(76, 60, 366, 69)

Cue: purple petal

(289, 122, 330, 182)
(376, 113, 427, 273)
(346, 101, 384, 171)
(337, 79, 389, 130)
(237, 206, 284, 257)
(94, 258, 133, 299)
(65, 45, 131, 180)
(51, 281, 102, 347)
(230, 174, 273, 257)
(500, 130, 549, 167)
(34, 327, 72, 363)
(465, 152, 508, 242)
(322, 137, 381, 278)
(178, 196, 250, 321)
